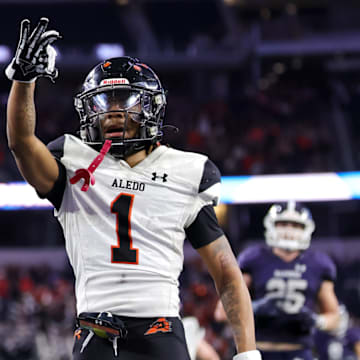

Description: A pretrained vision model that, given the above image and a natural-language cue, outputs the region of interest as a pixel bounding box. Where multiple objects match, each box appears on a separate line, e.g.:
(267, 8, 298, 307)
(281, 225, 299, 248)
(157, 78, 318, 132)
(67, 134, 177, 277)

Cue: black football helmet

(263, 200, 315, 251)
(74, 56, 167, 158)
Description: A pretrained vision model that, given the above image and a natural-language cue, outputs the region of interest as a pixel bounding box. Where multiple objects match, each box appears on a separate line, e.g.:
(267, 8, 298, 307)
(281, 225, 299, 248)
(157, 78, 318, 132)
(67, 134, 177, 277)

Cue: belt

(76, 312, 128, 357)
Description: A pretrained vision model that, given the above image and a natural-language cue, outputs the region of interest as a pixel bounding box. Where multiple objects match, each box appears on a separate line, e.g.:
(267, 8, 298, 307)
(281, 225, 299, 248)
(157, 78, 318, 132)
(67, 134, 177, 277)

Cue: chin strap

(70, 140, 112, 191)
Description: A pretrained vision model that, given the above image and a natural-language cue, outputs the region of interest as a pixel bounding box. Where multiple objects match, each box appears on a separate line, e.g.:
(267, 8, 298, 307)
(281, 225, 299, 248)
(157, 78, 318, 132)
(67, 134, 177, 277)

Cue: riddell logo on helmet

(100, 78, 130, 86)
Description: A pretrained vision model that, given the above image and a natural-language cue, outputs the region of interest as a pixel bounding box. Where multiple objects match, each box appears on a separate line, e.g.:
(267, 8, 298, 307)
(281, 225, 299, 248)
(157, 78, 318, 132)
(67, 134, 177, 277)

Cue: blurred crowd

(175, 78, 336, 176)
(0, 66, 349, 182)
(0, 264, 75, 360)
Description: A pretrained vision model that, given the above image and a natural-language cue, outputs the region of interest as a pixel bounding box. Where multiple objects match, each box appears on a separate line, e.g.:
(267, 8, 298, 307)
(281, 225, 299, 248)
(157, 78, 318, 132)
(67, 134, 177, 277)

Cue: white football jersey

(53, 135, 221, 317)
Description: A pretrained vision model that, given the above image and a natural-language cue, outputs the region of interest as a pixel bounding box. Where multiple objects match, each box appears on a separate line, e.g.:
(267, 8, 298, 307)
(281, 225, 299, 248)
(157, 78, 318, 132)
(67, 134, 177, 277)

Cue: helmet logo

(103, 61, 112, 68)
(133, 65, 142, 72)
(100, 78, 130, 86)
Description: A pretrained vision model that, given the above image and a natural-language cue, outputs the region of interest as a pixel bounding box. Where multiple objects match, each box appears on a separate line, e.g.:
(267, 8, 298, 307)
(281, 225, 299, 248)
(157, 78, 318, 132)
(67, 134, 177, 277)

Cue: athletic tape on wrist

(233, 350, 262, 360)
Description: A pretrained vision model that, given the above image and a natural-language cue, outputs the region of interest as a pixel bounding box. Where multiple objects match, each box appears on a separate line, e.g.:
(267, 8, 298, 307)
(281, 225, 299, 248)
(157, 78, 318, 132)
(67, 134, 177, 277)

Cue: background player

(215, 201, 340, 360)
(238, 200, 340, 359)
(5, 17, 261, 360)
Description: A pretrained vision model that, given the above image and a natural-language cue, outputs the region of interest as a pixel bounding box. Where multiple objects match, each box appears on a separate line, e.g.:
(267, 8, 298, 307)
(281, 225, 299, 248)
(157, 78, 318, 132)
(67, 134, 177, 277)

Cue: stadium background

(1, 0, 360, 358)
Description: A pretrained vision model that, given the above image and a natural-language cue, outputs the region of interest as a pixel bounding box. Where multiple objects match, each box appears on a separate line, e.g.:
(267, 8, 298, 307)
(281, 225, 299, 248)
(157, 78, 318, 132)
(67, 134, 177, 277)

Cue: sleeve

(36, 136, 67, 210)
(185, 159, 221, 228)
(47, 136, 65, 160)
(198, 158, 222, 203)
(346, 327, 360, 347)
(185, 205, 224, 249)
(318, 252, 337, 282)
(237, 246, 260, 274)
(184, 159, 223, 248)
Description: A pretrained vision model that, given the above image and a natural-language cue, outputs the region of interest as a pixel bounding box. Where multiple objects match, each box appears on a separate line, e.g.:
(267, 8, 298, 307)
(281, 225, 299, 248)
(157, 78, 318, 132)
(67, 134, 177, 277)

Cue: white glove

(233, 350, 262, 360)
(5, 17, 61, 83)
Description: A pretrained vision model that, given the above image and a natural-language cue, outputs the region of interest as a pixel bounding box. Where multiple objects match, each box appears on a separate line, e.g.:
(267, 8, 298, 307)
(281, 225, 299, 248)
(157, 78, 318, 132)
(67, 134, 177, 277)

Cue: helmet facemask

(74, 57, 167, 159)
(263, 201, 315, 251)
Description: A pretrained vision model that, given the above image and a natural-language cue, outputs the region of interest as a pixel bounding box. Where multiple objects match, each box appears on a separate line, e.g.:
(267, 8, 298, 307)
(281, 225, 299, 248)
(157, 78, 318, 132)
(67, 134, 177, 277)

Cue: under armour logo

(152, 172, 168, 182)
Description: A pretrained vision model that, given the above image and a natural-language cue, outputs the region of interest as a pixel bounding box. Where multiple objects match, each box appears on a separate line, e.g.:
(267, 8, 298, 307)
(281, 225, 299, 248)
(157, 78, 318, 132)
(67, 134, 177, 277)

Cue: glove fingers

(35, 45, 58, 81)
(28, 17, 49, 52)
(39, 30, 61, 49)
(16, 19, 30, 56)
(45, 45, 58, 77)
(40, 30, 61, 43)
(33, 30, 61, 59)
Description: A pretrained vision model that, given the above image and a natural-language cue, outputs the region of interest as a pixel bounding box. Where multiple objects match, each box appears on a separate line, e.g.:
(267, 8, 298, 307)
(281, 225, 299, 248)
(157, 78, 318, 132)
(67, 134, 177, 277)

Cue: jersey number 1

(111, 193, 138, 264)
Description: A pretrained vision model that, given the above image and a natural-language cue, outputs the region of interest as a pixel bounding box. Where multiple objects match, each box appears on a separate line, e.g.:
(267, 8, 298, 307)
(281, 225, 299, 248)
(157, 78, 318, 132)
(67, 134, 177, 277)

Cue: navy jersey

(238, 245, 336, 347)
(344, 327, 360, 359)
(314, 330, 345, 360)
(314, 327, 360, 360)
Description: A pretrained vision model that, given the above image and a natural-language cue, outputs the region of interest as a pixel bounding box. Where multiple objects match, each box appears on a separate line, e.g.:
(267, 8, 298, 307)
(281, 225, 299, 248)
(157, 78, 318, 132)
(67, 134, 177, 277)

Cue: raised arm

(5, 18, 62, 194)
(7, 81, 58, 194)
(197, 235, 261, 360)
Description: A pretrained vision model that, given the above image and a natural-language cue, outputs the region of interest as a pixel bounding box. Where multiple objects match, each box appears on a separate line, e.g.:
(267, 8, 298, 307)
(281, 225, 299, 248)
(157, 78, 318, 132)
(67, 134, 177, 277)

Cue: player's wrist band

(233, 350, 262, 360)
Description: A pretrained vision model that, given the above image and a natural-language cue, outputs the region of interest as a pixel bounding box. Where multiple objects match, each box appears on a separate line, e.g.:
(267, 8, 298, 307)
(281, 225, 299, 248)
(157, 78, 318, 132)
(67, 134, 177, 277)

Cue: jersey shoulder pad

(307, 250, 337, 281)
(346, 327, 360, 344)
(163, 147, 221, 197)
(237, 244, 264, 269)
(160, 146, 206, 167)
(199, 159, 221, 193)
(53, 134, 99, 170)
(47, 135, 66, 160)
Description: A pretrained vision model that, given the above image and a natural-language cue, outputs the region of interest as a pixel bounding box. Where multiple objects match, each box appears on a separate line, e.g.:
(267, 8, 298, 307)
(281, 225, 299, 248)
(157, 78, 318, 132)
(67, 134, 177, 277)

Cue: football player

(237, 201, 341, 360)
(5, 18, 261, 360)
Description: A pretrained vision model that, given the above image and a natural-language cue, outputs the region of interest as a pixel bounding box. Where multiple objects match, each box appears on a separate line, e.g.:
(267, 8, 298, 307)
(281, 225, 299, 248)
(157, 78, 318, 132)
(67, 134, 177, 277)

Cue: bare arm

(7, 81, 59, 194)
(214, 273, 252, 323)
(317, 280, 340, 331)
(197, 235, 256, 354)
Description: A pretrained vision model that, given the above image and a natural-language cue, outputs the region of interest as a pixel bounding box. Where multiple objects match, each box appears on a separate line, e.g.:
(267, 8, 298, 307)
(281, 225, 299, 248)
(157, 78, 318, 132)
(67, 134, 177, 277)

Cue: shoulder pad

(237, 245, 264, 268)
(47, 135, 65, 160)
(199, 159, 221, 193)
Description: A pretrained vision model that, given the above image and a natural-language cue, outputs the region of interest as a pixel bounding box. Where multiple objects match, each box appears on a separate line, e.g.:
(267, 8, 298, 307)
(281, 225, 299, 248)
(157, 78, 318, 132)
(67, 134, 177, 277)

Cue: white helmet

(264, 200, 315, 251)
